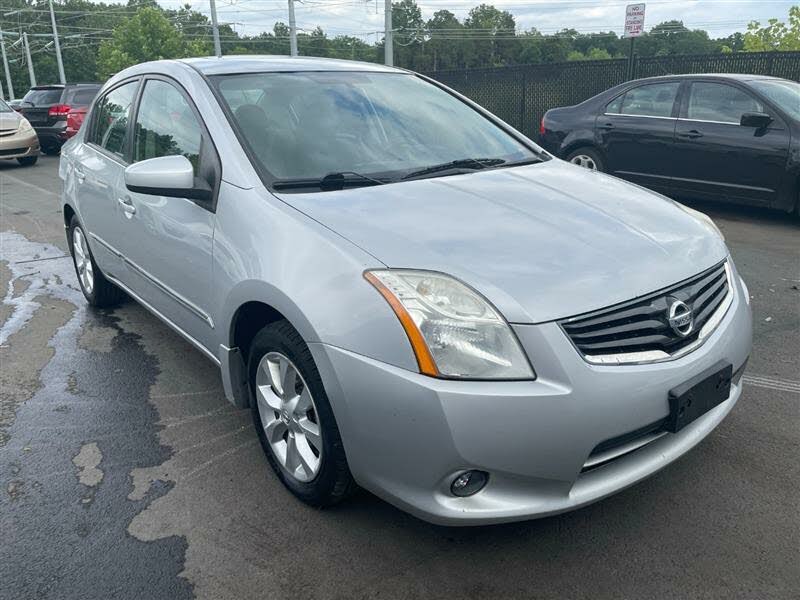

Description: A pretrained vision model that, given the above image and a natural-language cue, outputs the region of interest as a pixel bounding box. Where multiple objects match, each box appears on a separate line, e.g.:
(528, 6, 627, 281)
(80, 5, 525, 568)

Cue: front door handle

(679, 130, 703, 139)
(118, 196, 136, 216)
(598, 122, 614, 130)
(74, 168, 85, 183)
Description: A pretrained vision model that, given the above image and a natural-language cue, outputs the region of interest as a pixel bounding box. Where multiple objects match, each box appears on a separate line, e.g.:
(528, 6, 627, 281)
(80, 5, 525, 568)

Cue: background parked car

(17, 83, 100, 154)
(0, 97, 39, 166)
(539, 74, 800, 215)
(65, 106, 88, 139)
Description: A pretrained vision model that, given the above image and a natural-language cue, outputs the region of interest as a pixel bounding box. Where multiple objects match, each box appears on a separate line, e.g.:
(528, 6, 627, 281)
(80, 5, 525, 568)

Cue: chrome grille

(560, 261, 731, 364)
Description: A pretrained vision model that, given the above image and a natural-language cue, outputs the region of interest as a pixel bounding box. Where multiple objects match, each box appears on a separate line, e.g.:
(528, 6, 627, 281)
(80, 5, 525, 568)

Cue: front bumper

(311, 263, 752, 526)
(0, 129, 40, 159)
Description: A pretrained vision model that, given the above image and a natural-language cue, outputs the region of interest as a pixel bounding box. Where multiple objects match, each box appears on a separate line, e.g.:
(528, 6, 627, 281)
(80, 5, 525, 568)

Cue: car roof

(178, 55, 404, 76)
(630, 73, 786, 84)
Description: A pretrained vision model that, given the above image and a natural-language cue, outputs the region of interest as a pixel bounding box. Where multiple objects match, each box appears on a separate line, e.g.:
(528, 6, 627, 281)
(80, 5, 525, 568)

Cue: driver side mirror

(124, 155, 212, 202)
(740, 112, 772, 129)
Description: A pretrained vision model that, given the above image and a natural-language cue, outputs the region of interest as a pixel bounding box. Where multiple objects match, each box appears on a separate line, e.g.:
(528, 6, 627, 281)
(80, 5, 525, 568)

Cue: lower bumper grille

(560, 261, 731, 364)
(0, 147, 28, 156)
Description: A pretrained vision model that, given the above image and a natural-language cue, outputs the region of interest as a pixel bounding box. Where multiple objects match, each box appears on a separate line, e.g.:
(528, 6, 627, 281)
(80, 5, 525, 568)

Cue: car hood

(0, 112, 20, 130)
(276, 160, 728, 323)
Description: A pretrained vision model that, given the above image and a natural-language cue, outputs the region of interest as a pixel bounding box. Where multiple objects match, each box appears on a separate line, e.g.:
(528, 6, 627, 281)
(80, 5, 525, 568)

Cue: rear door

(596, 80, 681, 195)
(75, 79, 140, 278)
(672, 80, 790, 206)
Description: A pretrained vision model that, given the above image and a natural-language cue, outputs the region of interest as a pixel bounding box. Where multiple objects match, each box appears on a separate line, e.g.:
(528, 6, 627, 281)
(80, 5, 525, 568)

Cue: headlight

(678, 203, 724, 241)
(18, 118, 33, 132)
(365, 270, 535, 380)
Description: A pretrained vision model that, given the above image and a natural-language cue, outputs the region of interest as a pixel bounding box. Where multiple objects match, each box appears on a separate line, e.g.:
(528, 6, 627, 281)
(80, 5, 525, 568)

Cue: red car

(65, 106, 88, 139)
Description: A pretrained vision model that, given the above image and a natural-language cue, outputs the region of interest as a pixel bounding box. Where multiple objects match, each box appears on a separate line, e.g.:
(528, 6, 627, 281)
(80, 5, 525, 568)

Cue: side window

(687, 82, 763, 124)
(619, 82, 680, 118)
(605, 95, 623, 114)
(133, 79, 202, 170)
(89, 81, 138, 158)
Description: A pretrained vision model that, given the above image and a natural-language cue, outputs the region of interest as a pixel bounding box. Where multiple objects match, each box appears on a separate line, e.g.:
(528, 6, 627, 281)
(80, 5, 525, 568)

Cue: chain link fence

(425, 51, 800, 139)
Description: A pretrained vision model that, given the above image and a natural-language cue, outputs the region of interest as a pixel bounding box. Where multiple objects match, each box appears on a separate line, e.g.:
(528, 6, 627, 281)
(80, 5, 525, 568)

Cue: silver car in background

(59, 56, 752, 525)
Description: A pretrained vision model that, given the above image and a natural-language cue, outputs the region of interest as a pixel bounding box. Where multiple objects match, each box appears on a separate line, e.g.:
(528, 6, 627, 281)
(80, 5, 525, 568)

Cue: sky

(159, 0, 799, 42)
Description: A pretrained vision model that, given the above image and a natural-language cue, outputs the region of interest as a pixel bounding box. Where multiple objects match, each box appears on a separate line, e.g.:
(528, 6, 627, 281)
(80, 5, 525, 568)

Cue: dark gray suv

(17, 83, 100, 154)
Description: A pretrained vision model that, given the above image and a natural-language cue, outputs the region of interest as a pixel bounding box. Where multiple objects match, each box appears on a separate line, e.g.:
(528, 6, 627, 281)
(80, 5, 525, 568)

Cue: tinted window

(214, 71, 535, 181)
(748, 79, 799, 120)
(22, 87, 63, 106)
(90, 81, 138, 157)
(687, 82, 763, 123)
(620, 82, 679, 117)
(63, 87, 99, 106)
(133, 79, 202, 169)
(605, 95, 623, 114)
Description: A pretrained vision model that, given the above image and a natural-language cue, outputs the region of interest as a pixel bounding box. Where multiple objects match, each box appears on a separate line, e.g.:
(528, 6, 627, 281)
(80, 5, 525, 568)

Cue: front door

(112, 77, 218, 351)
(596, 80, 680, 196)
(672, 80, 790, 206)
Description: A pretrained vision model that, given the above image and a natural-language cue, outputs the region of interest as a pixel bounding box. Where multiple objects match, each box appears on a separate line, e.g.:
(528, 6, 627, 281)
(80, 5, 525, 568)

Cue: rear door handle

(679, 130, 703, 139)
(118, 196, 136, 216)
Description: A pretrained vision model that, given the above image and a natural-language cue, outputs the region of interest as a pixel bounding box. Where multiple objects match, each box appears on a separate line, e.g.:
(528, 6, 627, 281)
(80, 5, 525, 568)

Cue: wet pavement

(1, 156, 798, 600)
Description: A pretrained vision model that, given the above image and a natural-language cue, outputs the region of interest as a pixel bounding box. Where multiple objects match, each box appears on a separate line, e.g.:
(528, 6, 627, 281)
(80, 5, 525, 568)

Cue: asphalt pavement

(1, 155, 798, 600)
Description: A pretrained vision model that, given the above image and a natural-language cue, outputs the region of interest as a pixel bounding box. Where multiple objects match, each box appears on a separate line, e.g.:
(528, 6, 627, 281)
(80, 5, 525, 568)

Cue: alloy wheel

(255, 351, 323, 482)
(570, 154, 598, 171)
(72, 227, 94, 295)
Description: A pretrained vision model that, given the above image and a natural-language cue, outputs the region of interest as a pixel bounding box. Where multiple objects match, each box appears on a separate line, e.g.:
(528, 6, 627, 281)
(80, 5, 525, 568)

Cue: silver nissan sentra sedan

(59, 56, 752, 525)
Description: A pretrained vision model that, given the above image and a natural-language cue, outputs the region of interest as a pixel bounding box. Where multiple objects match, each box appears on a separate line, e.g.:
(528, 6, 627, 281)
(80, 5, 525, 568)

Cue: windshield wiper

(272, 171, 391, 192)
(401, 157, 507, 181)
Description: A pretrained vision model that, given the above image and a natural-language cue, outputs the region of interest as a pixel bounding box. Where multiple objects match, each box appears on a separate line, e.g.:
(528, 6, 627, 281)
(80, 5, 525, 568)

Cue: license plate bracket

(667, 362, 732, 433)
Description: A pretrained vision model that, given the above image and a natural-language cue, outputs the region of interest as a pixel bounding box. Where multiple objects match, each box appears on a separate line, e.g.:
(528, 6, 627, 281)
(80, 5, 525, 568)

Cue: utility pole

(209, 0, 222, 57)
(0, 29, 13, 99)
(48, 0, 65, 83)
(23, 32, 35, 88)
(384, 0, 392, 66)
(288, 0, 298, 57)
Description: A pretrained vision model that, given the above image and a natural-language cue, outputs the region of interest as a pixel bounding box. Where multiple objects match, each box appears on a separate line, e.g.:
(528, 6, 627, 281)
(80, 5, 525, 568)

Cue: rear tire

(68, 216, 126, 307)
(42, 145, 61, 156)
(17, 156, 38, 167)
(248, 320, 355, 507)
(566, 147, 605, 172)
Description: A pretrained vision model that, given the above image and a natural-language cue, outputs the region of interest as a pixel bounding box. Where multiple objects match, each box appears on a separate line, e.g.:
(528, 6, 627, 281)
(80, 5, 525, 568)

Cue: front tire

(566, 147, 605, 172)
(68, 216, 125, 307)
(248, 320, 354, 507)
(17, 156, 38, 167)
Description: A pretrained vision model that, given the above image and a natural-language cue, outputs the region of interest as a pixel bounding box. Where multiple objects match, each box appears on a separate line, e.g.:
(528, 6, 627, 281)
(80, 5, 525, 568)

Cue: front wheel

(17, 156, 38, 167)
(249, 320, 354, 507)
(566, 147, 605, 172)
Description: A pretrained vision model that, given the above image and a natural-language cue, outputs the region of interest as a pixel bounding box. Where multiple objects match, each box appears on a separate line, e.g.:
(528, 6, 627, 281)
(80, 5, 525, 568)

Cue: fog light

(450, 470, 488, 497)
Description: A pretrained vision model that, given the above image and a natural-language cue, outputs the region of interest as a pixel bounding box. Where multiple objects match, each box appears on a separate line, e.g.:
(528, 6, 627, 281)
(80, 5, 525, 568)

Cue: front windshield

(213, 71, 537, 182)
(0, 99, 11, 113)
(749, 79, 800, 120)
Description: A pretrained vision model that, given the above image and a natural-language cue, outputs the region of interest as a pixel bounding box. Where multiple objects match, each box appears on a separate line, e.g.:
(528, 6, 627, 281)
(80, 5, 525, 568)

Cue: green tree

(97, 7, 210, 78)
(744, 6, 800, 51)
(464, 4, 516, 67)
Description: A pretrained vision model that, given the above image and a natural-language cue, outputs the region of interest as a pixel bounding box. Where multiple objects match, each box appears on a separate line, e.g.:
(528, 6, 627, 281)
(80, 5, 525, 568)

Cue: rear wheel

(566, 147, 605, 172)
(68, 216, 125, 307)
(17, 156, 38, 167)
(249, 320, 354, 507)
(42, 145, 60, 156)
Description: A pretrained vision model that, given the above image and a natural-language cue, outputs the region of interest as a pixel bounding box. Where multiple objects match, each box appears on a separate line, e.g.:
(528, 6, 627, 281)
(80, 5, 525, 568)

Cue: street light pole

(0, 29, 13, 99)
(384, 0, 393, 66)
(23, 32, 36, 87)
(288, 0, 298, 57)
(48, 0, 66, 84)
(209, 0, 222, 57)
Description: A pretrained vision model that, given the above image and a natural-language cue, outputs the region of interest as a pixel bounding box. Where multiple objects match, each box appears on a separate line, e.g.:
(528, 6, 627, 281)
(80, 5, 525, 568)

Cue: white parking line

(743, 374, 800, 394)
